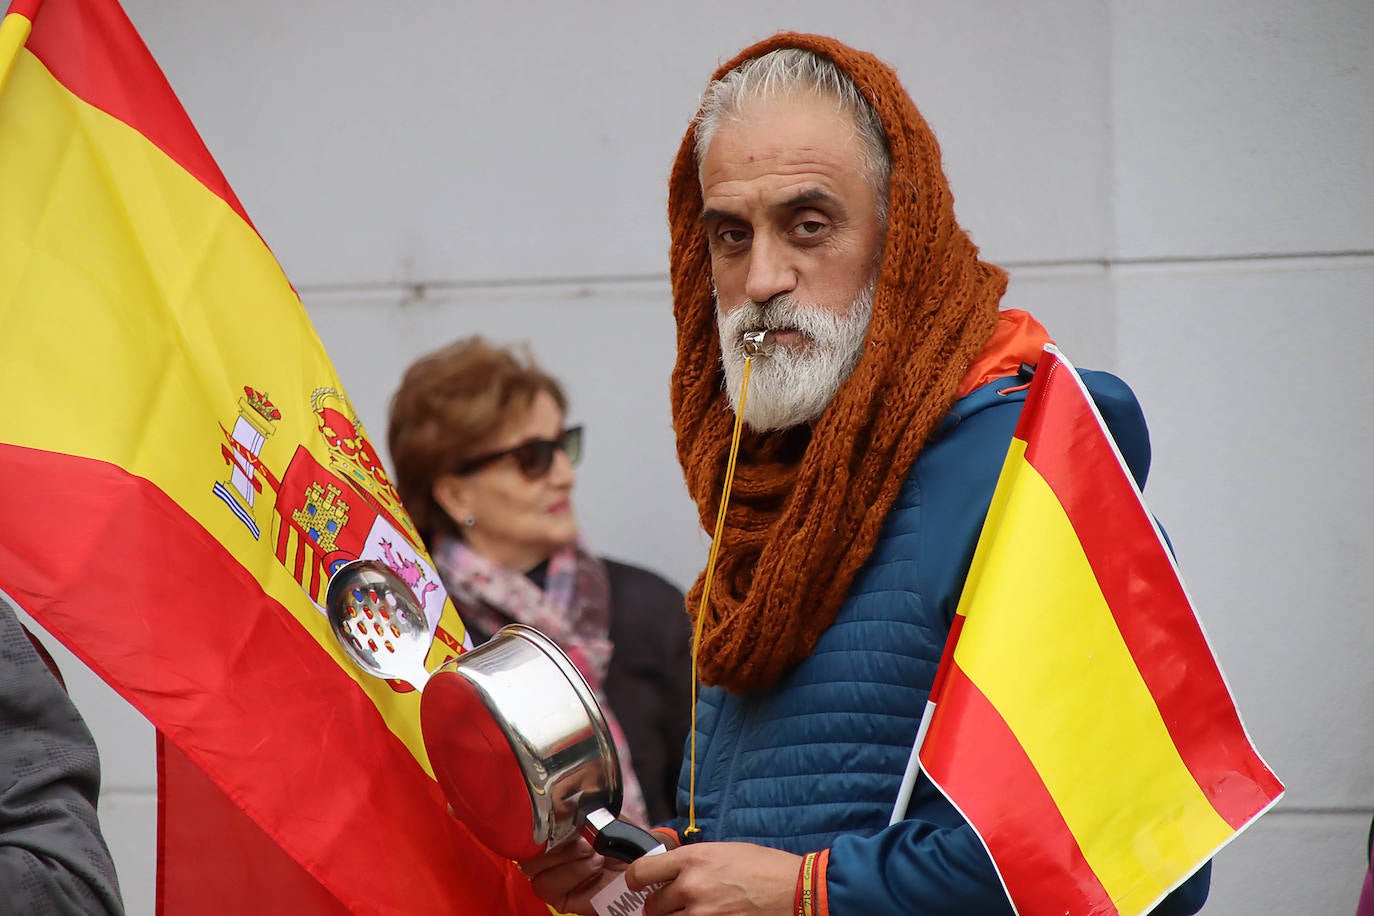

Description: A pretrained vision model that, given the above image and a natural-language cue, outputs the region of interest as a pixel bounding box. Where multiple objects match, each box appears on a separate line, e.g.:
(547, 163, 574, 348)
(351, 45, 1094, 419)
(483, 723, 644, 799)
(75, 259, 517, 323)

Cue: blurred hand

(627, 842, 801, 915)
(519, 837, 627, 916)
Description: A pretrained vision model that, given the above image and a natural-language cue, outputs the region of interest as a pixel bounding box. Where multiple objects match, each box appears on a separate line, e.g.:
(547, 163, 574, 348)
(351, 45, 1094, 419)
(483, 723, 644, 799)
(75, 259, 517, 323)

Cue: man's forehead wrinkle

(705, 140, 861, 187)
(703, 149, 849, 190)
(719, 146, 838, 171)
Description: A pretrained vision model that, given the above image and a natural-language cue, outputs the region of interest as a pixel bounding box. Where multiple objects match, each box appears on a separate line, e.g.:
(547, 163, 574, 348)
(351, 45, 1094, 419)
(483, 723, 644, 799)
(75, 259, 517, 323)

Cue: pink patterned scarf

(431, 534, 648, 828)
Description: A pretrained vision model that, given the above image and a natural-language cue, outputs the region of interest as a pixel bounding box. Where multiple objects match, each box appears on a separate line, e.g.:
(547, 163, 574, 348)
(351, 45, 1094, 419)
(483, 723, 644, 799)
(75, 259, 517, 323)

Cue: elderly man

(524, 33, 1211, 915)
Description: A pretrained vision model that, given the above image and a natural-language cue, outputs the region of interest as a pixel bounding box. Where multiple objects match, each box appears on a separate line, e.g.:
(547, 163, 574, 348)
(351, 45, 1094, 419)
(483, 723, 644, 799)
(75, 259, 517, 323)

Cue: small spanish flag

(0, 0, 545, 912)
(917, 346, 1283, 916)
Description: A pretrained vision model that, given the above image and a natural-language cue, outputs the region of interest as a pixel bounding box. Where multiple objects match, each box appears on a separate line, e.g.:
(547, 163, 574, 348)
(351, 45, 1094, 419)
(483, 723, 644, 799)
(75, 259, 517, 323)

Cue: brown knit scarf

(670, 33, 1008, 693)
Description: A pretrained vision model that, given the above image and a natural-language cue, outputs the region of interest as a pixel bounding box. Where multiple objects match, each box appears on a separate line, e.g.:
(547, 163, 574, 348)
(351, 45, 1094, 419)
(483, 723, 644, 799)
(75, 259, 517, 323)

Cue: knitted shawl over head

(670, 33, 1006, 693)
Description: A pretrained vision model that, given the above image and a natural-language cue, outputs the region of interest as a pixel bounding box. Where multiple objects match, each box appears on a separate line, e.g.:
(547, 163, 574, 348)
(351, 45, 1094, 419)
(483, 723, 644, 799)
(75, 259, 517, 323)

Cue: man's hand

(627, 842, 801, 915)
(520, 837, 627, 915)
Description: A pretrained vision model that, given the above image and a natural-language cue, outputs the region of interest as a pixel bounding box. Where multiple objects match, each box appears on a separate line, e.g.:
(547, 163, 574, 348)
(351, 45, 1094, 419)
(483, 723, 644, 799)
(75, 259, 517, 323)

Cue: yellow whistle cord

(683, 355, 751, 842)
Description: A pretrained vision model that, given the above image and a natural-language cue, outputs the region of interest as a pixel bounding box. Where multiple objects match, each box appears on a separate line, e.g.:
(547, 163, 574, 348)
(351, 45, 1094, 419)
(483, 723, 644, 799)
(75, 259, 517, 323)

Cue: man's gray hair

(693, 48, 891, 220)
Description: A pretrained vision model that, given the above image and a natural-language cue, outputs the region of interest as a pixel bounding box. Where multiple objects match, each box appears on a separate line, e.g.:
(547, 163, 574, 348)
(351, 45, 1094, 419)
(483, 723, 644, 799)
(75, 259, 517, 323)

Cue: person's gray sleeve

(0, 597, 125, 916)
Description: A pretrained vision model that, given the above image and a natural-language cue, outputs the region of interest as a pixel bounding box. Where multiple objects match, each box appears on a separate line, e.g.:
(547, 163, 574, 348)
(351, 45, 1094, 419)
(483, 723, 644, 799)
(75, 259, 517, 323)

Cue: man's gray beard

(715, 281, 874, 432)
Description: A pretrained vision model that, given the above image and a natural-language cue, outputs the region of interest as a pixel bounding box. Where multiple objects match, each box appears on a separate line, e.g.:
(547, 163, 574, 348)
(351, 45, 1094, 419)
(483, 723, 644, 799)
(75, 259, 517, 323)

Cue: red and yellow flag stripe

(920, 350, 1281, 916)
(0, 0, 544, 911)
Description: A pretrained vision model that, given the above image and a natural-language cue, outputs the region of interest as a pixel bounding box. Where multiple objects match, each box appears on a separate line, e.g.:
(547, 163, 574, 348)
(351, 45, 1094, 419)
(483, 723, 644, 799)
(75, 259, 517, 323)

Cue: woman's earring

(463, 514, 476, 528)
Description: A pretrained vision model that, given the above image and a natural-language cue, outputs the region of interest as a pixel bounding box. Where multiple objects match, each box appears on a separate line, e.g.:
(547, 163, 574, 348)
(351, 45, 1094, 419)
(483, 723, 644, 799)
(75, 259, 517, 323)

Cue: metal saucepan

(421, 624, 663, 863)
(325, 559, 661, 863)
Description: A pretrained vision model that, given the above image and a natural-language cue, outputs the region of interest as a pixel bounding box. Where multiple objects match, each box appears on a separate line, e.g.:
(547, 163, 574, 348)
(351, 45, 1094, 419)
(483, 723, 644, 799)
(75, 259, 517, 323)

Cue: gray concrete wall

(14, 0, 1372, 912)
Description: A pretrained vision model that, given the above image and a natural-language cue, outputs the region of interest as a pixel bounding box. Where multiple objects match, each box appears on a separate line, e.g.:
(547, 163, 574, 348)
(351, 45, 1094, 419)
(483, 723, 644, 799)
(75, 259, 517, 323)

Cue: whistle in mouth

(742, 330, 771, 357)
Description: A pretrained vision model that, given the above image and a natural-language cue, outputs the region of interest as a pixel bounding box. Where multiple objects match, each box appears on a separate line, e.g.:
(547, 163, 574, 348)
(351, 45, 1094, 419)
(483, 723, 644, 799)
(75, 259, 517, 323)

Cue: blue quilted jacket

(664, 370, 1211, 915)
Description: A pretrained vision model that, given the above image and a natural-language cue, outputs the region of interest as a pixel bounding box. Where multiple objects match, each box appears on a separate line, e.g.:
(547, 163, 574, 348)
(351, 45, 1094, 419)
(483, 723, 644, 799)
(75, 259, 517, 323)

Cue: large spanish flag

(918, 347, 1283, 916)
(0, 0, 545, 912)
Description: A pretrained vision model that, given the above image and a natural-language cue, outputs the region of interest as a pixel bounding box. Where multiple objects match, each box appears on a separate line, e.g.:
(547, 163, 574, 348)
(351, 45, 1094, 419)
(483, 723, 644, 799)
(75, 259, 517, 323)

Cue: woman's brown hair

(388, 337, 566, 546)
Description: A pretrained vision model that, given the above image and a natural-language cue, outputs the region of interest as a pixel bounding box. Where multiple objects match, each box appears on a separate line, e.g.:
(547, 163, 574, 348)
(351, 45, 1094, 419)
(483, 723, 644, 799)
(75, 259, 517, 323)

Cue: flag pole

(890, 611, 967, 824)
(0, 0, 42, 95)
(889, 698, 937, 825)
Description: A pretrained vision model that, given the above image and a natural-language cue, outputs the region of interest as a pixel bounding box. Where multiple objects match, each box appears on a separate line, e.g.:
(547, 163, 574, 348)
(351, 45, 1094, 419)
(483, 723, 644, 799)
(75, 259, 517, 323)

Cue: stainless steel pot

(420, 623, 662, 863)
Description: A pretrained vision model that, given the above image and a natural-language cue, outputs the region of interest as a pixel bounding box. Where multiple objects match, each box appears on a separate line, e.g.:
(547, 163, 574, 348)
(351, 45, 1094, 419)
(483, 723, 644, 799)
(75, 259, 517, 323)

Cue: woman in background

(387, 336, 691, 826)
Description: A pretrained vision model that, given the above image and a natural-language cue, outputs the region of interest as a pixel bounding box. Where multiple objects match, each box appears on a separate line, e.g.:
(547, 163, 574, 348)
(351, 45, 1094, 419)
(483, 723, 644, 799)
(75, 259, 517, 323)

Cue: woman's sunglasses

(453, 425, 584, 480)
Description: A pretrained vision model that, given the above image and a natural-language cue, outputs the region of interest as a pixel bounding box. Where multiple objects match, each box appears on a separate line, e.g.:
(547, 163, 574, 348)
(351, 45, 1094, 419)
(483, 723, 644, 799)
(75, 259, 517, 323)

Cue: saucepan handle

(584, 808, 665, 862)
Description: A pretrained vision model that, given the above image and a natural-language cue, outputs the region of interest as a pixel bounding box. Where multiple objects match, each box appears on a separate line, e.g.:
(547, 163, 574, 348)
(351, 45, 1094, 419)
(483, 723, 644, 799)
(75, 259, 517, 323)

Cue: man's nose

(743, 234, 796, 305)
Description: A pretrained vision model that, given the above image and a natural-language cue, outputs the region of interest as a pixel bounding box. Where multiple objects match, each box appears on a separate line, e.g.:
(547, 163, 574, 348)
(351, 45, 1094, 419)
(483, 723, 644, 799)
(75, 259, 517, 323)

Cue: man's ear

(431, 475, 471, 528)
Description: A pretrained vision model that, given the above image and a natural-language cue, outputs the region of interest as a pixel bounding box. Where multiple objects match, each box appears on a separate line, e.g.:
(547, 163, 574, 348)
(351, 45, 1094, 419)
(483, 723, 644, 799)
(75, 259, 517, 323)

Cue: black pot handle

(582, 808, 664, 862)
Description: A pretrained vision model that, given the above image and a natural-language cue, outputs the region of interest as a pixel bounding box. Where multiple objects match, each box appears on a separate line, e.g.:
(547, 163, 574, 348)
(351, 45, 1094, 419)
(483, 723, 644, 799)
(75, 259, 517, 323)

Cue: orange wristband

(795, 851, 821, 916)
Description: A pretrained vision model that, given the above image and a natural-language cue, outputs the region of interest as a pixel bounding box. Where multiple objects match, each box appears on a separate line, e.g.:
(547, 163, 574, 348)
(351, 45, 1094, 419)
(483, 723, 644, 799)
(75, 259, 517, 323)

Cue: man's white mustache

(720, 295, 824, 352)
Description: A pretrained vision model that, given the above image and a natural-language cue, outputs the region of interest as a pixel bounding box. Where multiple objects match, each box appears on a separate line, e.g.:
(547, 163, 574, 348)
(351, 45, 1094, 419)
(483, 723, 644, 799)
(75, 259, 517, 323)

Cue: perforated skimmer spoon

(325, 558, 433, 691)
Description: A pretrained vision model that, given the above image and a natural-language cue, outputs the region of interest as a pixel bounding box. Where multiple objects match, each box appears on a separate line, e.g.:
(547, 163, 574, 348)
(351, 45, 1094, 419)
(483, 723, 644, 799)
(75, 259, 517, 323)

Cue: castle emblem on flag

(212, 386, 283, 539)
(291, 482, 350, 553)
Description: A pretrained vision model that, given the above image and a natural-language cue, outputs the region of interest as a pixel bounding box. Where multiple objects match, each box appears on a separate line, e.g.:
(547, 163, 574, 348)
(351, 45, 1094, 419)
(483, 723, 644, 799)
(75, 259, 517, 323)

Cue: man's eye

(795, 220, 825, 237)
(719, 228, 749, 244)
